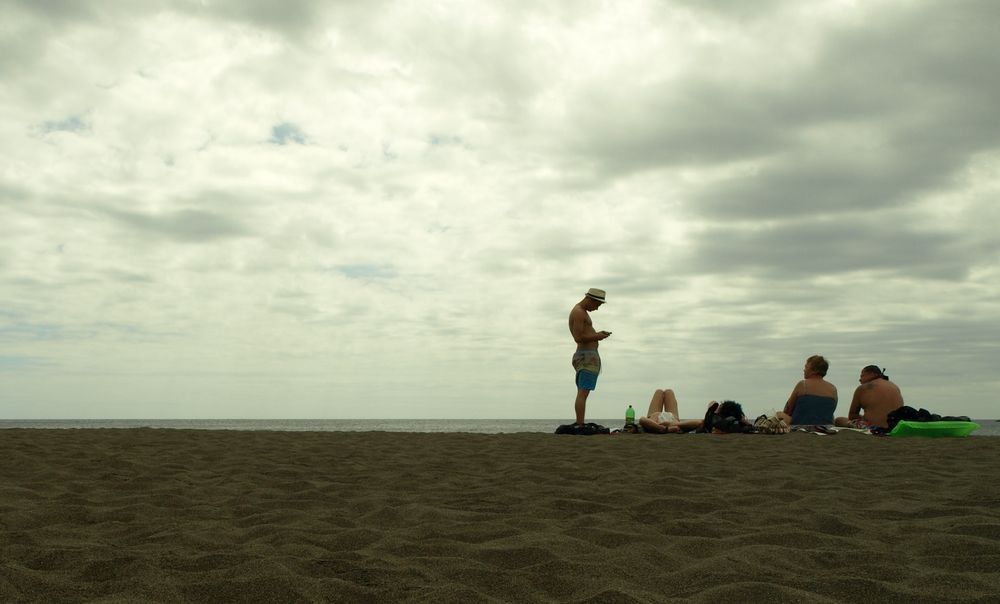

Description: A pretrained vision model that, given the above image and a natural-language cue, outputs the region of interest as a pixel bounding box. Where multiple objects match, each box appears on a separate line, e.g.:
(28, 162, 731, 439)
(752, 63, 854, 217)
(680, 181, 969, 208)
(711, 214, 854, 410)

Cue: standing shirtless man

(834, 365, 904, 429)
(568, 288, 611, 427)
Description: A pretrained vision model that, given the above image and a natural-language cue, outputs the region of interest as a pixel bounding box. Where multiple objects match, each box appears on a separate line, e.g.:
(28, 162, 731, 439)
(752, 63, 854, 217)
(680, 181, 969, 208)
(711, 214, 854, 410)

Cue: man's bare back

(837, 367, 904, 429)
(851, 379, 904, 428)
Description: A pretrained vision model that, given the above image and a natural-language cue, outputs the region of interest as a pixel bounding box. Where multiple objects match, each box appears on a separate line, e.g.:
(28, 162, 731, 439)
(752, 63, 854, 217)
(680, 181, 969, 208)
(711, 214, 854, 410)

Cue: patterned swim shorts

(572, 350, 601, 391)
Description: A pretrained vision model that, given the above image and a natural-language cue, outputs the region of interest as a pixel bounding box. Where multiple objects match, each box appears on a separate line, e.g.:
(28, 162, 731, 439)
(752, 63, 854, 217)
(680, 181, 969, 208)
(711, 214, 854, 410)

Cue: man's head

(583, 287, 606, 310)
(804, 355, 829, 377)
(860, 365, 888, 383)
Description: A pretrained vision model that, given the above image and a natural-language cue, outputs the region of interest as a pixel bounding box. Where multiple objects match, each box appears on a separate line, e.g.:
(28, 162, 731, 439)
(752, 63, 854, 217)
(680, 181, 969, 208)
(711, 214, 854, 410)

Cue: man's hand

(598, 331, 611, 340)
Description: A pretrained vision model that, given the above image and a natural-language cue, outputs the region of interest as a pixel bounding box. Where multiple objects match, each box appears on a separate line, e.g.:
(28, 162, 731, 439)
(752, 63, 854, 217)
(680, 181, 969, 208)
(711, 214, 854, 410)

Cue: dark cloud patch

(593, 272, 685, 300)
(0, 11, 50, 78)
(781, 315, 1000, 384)
(107, 208, 250, 243)
(6, 0, 337, 37)
(0, 179, 32, 207)
(7, 0, 97, 22)
(566, 80, 792, 176)
(563, 0, 1000, 227)
(690, 151, 945, 219)
(808, 1, 1000, 107)
(668, 0, 794, 21)
(857, 316, 1000, 375)
(197, 0, 334, 38)
(690, 2, 1000, 220)
(682, 218, 968, 280)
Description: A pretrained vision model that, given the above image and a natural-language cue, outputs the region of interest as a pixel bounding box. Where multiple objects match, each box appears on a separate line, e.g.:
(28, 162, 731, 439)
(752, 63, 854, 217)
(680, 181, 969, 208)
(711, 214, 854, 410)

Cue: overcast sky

(3, 0, 999, 421)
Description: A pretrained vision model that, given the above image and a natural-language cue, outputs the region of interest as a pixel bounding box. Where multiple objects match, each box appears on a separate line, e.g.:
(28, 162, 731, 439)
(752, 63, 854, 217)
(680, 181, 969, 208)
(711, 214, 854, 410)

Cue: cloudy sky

(3, 0, 999, 421)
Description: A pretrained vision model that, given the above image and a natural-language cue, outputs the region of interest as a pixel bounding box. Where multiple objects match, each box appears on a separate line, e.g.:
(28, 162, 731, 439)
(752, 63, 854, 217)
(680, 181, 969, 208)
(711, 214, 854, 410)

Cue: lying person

(638, 389, 705, 433)
(639, 390, 755, 434)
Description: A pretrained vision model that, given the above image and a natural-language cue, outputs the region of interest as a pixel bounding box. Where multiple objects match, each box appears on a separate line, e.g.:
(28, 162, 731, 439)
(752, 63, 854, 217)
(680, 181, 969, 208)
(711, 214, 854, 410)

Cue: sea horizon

(2, 418, 998, 436)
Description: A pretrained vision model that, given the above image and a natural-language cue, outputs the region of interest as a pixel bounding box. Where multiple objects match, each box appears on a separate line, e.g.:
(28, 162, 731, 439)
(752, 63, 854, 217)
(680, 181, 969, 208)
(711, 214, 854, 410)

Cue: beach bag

(555, 422, 610, 436)
(753, 414, 790, 434)
(886, 405, 971, 431)
(886, 406, 919, 430)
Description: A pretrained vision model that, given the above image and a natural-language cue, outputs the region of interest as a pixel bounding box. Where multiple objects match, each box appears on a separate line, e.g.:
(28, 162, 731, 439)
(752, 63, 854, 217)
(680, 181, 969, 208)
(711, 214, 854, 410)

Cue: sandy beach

(2, 429, 999, 603)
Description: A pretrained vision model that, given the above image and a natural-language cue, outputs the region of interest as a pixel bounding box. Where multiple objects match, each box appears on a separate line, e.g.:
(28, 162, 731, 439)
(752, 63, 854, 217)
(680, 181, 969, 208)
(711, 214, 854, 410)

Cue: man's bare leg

(575, 389, 590, 425)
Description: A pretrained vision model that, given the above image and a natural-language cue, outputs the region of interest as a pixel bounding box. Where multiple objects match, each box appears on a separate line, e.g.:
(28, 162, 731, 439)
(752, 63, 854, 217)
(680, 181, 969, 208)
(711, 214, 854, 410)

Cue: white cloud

(2, 0, 999, 421)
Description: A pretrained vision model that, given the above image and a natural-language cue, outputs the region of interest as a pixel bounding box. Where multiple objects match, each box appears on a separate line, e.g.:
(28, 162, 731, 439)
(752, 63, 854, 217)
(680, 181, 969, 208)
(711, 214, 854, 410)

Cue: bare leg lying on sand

(638, 389, 704, 433)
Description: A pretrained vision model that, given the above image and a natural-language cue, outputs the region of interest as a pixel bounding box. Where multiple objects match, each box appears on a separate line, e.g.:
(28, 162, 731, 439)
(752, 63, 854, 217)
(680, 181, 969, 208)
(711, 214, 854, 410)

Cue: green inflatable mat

(888, 420, 980, 438)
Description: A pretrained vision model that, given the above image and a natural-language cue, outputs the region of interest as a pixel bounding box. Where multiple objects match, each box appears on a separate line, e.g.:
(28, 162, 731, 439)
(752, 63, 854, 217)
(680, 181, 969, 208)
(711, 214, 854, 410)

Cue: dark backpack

(886, 405, 921, 430)
(555, 422, 610, 436)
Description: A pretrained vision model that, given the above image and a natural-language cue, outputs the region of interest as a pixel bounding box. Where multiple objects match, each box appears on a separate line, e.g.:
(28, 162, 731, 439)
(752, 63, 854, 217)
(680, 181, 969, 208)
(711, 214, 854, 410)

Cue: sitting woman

(638, 388, 705, 433)
(776, 354, 838, 425)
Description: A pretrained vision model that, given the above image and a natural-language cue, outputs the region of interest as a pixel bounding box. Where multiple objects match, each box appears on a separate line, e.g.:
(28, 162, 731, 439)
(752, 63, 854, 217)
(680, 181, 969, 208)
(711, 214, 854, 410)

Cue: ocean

(1, 418, 999, 435)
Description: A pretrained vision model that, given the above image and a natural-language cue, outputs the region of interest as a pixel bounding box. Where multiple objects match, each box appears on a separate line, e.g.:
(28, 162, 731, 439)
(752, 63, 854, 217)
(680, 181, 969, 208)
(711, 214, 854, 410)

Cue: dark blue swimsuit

(789, 394, 836, 425)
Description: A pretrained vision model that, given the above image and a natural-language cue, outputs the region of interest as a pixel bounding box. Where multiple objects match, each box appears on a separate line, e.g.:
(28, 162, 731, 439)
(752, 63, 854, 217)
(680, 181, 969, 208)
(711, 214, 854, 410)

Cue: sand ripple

(1, 429, 999, 602)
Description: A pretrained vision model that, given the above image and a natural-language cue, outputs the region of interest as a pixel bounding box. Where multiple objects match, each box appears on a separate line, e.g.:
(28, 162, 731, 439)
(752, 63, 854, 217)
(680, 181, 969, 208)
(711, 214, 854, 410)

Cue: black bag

(887, 405, 971, 431)
(555, 422, 610, 435)
(886, 405, 920, 430)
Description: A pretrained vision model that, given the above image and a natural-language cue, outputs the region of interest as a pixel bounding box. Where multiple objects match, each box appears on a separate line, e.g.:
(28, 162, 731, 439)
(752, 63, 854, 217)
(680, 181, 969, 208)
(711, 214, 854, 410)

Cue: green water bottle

(625, 404, 635, 425)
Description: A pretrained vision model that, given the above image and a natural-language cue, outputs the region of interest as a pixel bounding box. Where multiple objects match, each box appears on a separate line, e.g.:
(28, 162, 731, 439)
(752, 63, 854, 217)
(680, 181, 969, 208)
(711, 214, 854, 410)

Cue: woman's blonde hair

(806, 355, 829, 377)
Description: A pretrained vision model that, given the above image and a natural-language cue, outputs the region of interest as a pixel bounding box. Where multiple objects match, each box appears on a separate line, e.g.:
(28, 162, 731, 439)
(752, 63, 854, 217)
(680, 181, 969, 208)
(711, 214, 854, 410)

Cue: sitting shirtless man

(834, 365, 904, 429)
(638, 388, 704, 433)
